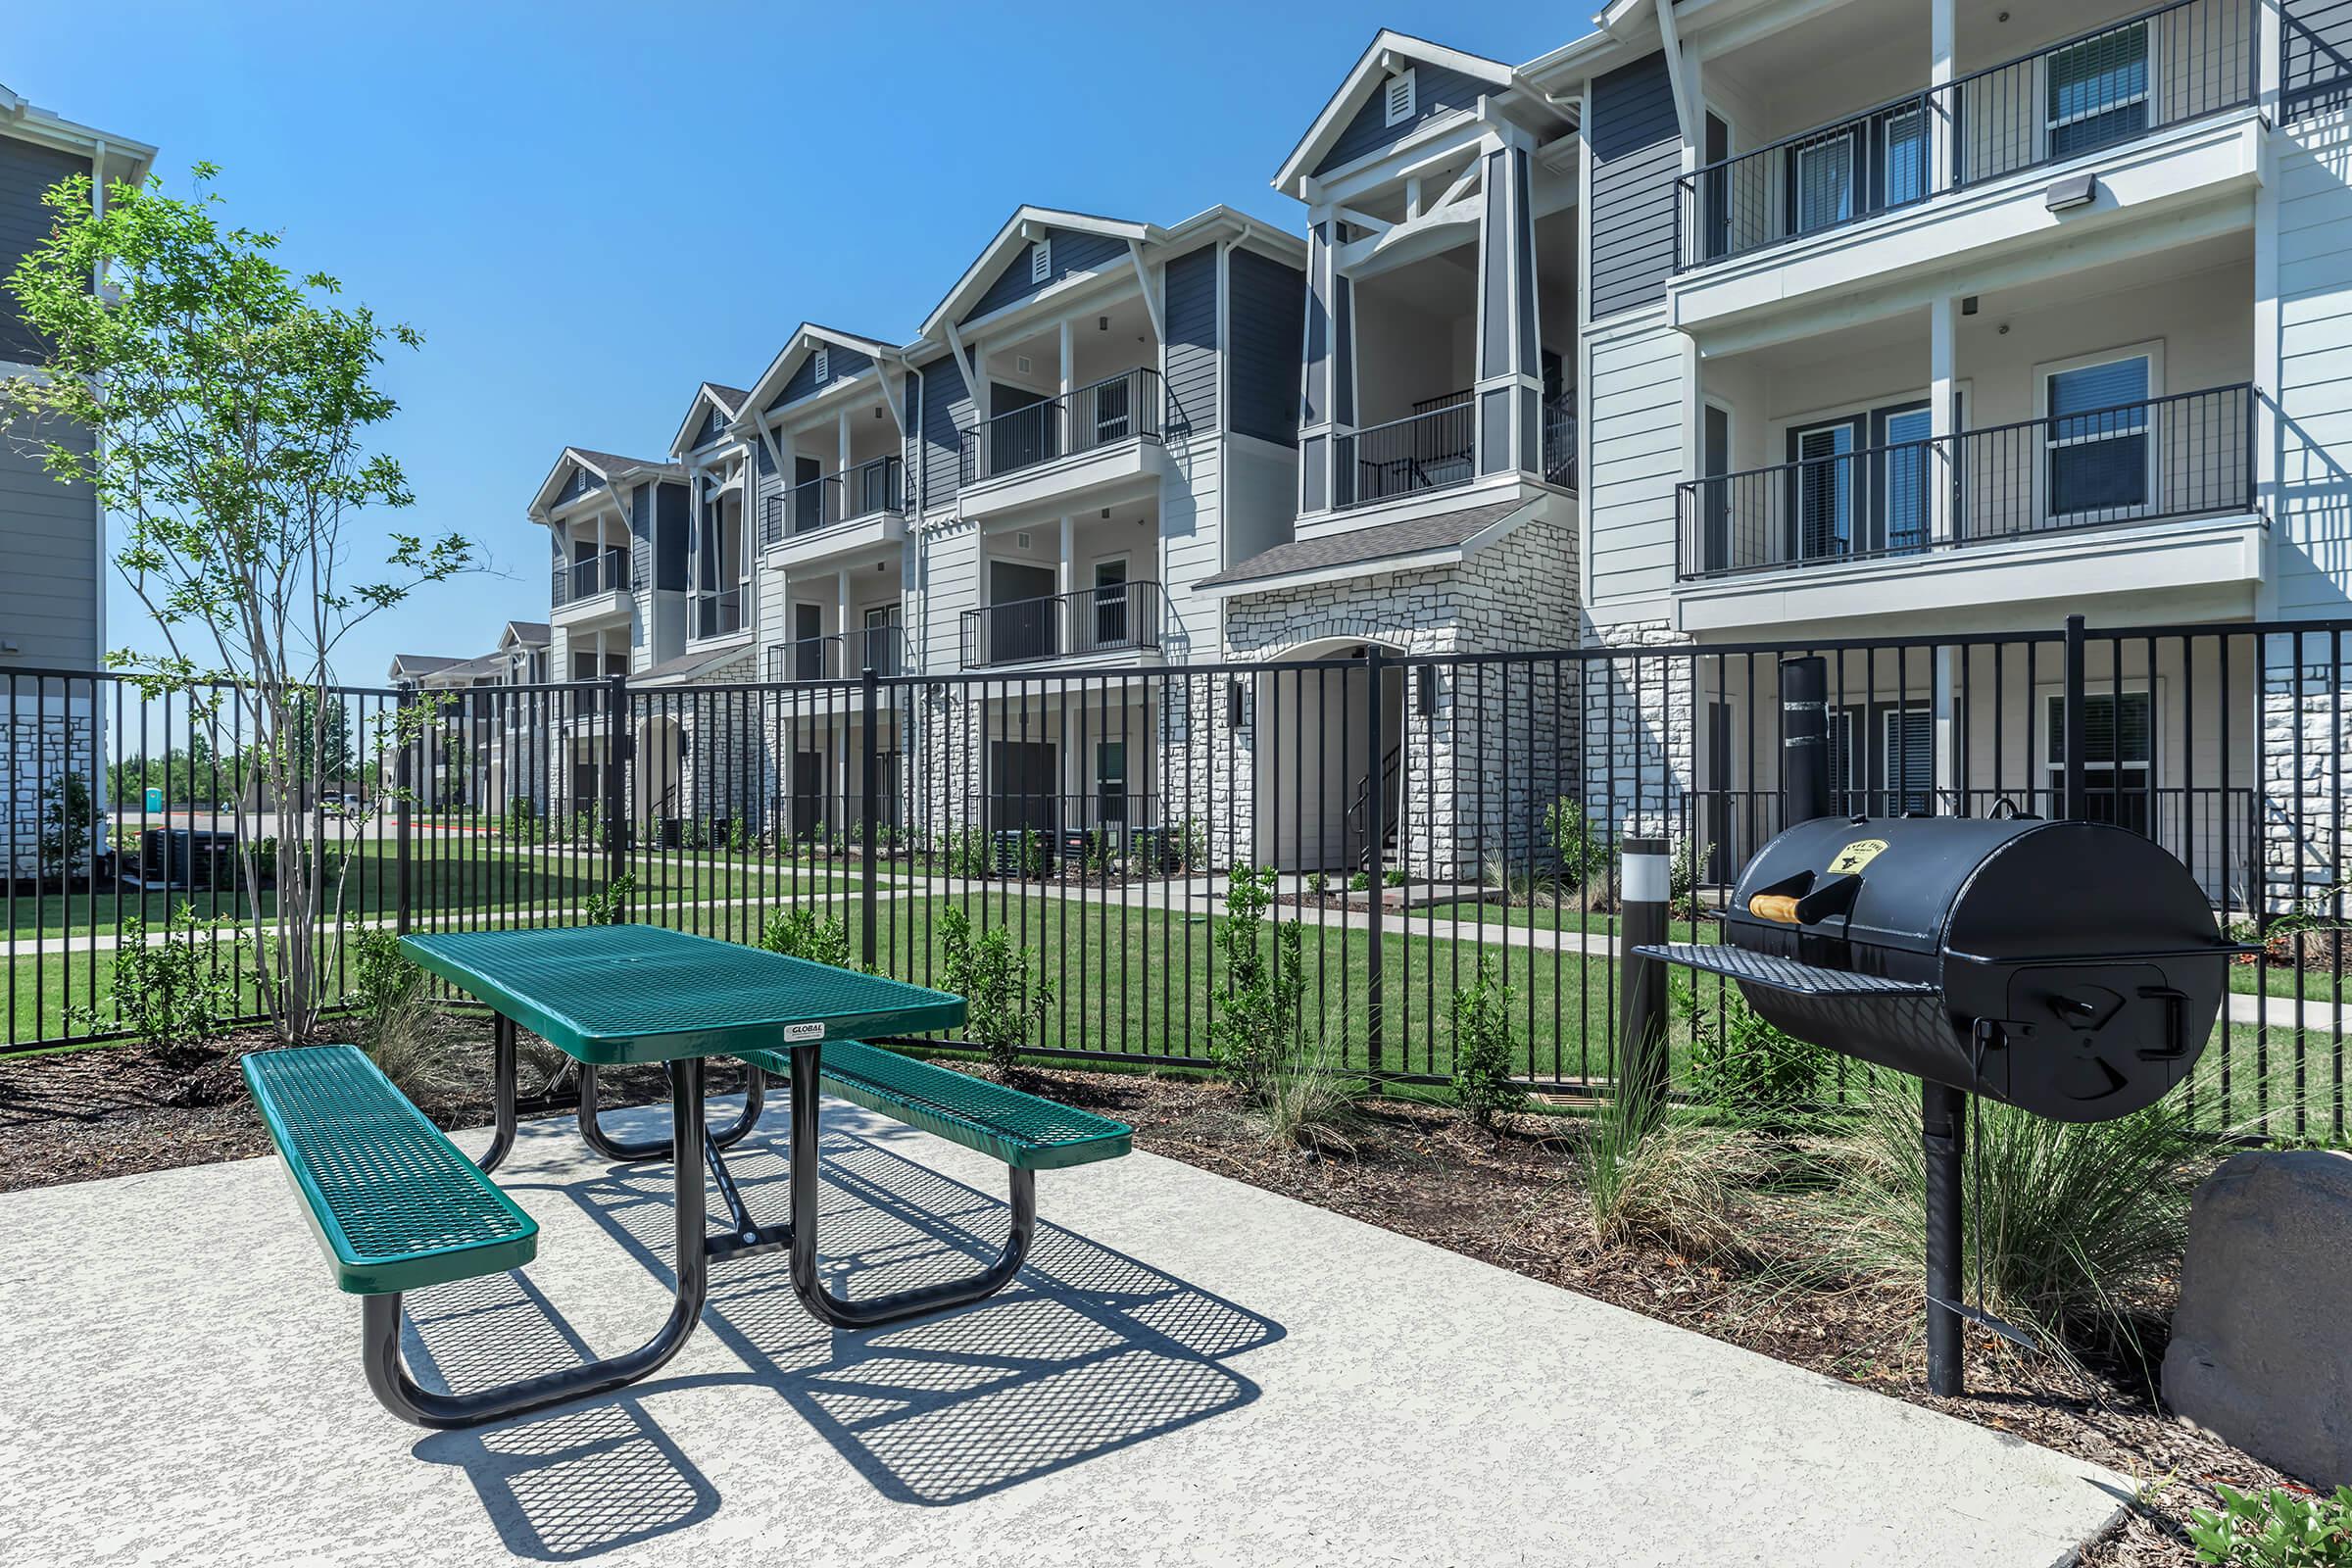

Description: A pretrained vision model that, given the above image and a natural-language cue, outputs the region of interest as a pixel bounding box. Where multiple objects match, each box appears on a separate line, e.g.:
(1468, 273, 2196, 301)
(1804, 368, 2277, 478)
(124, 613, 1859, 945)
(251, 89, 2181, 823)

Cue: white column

(1930, 0, 1955, 192)
(1930, 292, 1958, 546)
(1058, 514, 1075, 654)
(1934, 646, 1959, 804)
(1058, 318, 1073, 399)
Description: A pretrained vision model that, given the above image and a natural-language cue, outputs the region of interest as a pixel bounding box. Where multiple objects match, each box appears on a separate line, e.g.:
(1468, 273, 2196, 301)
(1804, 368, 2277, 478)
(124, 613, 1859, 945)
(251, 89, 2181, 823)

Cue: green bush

(939, 905, 1052, 1076)
(760, 906, 853, 970)
(582, 870, 635, 926)
(352, 927, 421, 1023)
(1670, 835, 1707, 918)
(1383, 867, 1405, 888)
(1678, 979, 1833, 1131)
(349, 927, 460, 1105)
(1305, 871, 1328, 896)
(74, 905, 242, 1064)
(507, 795, 538, 842)
(1544, 797, 1607, 884)
(37, 771, 98, 883)
(940, 826, 993, 879)
(2187, 1483, 2352, 1566)
(1208, 864, 1307, 1102)
(1450, 957, 1527, 1131)
(1348, 870, 1370, 893)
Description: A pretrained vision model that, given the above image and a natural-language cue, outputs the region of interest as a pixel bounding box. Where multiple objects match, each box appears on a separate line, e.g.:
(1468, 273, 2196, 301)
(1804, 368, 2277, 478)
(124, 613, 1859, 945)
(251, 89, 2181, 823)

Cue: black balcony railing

(958, 580, 1164, 669)
(1336, 397, 1476, 510)
(760, 457, 907, 547)
(557, 549, 630, 603)
(763, 619, 906, 682)
(1675, 0, 2256, 270)
(1675, 383, 2255, 579)
(957, 368, 1163, 486)
(1542, 395, 1577, 490)
(694, 587, 744, 640)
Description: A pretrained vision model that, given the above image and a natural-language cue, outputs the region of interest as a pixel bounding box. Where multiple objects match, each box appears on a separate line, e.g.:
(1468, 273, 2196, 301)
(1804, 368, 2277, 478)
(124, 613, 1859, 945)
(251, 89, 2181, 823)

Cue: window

(1829, 705, 1933, 815)
(2046, 355, 2152, 520)
(2048, 24, 2149, 160)
(1097, 741, 1129, 827)
(1882, 406, 1934, 555)
(1790, 418, 1859, 561)
(1882, 107, 1929, 207)
(1030, 240, 1051, 285)
(2046, 689, 2153, 832)
(1793, 134, 1855, 233)
(813, 346, 830, 383)
(1385, 68, 1417, 127)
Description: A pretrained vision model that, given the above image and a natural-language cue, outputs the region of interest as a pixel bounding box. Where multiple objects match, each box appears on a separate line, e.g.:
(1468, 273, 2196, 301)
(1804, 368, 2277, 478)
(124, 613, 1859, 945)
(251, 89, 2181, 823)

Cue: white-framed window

(1385, 68, 1417, 126)
(1793, 134, 1856, 233)
(2038, 346, 2159, 524)
(1030, 240, 1051, 285)
(2046, 23, 2150, 161)
(2045, 688, 2154, 832)
(813, 345, 830, 383)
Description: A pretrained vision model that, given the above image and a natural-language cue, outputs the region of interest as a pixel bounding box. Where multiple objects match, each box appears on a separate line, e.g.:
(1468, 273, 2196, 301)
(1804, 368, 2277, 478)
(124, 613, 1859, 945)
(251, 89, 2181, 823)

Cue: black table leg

(361, 1057, 711, 1430)
(475, 1012, 517, 1175)
(786, 1042, 1035, 1330)
(578, 1059, 765, 1161)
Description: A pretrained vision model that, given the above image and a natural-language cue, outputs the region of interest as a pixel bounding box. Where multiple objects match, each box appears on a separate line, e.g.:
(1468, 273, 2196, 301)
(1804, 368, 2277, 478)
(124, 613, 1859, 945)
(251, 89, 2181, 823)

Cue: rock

(2163, 1150, 2352, 1487)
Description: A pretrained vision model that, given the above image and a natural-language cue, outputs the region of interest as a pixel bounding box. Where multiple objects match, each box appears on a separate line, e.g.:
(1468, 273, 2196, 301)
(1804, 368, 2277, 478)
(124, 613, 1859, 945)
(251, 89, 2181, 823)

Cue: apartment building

(0, 84, 154, 878)
(385, 620, 551, 811)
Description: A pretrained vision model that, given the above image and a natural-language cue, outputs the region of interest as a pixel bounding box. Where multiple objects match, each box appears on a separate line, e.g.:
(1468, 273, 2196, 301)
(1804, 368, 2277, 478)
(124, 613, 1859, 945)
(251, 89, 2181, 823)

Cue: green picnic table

(238, 923, 1132, 1430)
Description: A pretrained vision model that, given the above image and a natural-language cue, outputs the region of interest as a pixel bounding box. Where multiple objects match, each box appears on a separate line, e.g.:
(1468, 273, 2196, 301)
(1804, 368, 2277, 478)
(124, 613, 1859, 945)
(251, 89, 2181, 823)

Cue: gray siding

(1164, 245, 1218, 438)
(769, 342, 876, 412)
(958, 225, 1127, 324)
(1312, 58, 1487, 177)
(0, 139, 90, 365)
(0, 415, 97, 666)
(1227, 248, 1305, 448)
(753, 437, 781, 546)
(1588, 52, 1682, 320)
(629, 485, 654, 598)
(688, 403, 727, 450)
(914, 355, 970, 508)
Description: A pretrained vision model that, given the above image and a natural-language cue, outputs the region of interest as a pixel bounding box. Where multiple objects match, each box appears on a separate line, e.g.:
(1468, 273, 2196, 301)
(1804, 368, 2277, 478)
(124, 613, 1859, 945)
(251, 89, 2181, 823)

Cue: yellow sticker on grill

(1827, 838, 1888, 874)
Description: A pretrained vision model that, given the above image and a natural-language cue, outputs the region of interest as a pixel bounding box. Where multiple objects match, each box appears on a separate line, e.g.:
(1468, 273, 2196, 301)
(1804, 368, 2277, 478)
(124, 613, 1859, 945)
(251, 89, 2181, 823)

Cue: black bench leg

(577, 1060, 764, 1161)
(360, 1058, 712, 1430)
(784, 1042, 1036, 1330)
(475, 1013, 517, 1175)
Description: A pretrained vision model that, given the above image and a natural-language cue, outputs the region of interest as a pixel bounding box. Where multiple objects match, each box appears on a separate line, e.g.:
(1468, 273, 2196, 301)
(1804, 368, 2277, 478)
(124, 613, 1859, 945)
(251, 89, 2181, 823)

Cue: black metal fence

(5, 616, 2346, 1139)
(1674, 0, 2257, 270)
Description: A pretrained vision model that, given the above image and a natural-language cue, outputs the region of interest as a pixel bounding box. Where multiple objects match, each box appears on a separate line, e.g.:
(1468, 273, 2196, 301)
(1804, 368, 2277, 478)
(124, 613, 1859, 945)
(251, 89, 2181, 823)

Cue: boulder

(2163, 1149, 2352, 1487)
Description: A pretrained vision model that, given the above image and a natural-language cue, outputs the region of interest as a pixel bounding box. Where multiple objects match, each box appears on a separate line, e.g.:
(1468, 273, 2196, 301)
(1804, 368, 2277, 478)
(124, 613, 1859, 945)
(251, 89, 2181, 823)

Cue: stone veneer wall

(3, 699, 96, 881)
(2262, 630, 2351, 910)
(1219, 514, 1580, 880)
(1580, 618, 1696, 845)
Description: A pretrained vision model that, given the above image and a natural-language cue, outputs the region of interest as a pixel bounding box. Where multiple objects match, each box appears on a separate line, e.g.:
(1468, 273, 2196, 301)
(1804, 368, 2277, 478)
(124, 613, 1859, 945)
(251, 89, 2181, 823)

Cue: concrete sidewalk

(0, 1096, 2126, 1567)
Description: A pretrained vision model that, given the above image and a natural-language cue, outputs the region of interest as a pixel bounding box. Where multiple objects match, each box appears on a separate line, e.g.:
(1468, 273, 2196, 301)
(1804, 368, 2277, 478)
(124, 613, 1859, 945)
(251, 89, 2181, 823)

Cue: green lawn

(2228, 956, 2352, 1005)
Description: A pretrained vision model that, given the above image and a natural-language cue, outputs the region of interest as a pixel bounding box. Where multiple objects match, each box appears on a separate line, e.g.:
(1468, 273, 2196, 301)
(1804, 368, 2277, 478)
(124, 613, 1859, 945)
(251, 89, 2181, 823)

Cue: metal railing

(957, 368, 1164, 486)
(557, 550, 630, 603)
(759, 455, 909, 549)
(958, 580, 1164, 669)
(1337, 397, 1477, 510)
(1676, 383, 2255, 579)
(1675, 0, 2256, 270)
(1542, 395, 1577, 490)
(763, 621, 906, 683)
(694, 588, 744, 640)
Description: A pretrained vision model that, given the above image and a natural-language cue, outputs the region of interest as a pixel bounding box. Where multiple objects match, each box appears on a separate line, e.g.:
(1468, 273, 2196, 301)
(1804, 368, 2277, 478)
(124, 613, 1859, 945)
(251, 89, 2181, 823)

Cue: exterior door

(1788, 418, 1859, 563)
(1091, 559, 1129, 651)
(989, 741, 1058, 842)
(793, 456, 824, 534)
(790, 749, 826, 841)
(861, 605, 902, 676)
(989, 561, 1058, 663)
(793, 603, 827, 680)
(1879, 404, 1933, 556)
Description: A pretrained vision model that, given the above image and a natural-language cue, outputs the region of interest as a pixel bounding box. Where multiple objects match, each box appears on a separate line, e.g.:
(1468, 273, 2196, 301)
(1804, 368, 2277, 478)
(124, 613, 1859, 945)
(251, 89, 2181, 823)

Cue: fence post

(1363, 645, 1386, 1077)
(860, 662, 879, 971)
(603, 672, 628, 911)
(393, 687, 414, 937)
(2063, 614, 2087, 821)
(1619, 835, 1671, 1123)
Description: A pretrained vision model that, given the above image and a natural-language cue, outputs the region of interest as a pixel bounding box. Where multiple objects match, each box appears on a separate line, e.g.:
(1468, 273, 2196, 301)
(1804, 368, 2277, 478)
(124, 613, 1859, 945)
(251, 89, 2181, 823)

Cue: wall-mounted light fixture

(1416, 664, 1438, 716)
(1228, 678, 1248, 729)
(2044, 172, 2096, 212)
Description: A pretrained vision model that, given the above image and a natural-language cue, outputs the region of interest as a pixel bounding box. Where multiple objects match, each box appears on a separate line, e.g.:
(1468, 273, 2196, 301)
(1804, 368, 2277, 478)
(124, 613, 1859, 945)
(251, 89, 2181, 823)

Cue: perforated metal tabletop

(400, 924, 966, 1064)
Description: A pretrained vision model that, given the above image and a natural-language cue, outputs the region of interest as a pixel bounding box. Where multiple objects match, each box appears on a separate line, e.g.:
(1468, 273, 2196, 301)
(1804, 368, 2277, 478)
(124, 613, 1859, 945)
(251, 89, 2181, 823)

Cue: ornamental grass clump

(1570, 1086, 1756, 1260)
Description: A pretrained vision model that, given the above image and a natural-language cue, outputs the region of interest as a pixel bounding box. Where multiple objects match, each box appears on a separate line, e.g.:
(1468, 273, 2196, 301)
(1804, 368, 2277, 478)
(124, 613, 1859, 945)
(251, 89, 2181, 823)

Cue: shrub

(1348, 870, 1370, 893)
(37, 771, 99, 883)
(728, 817, 749, 854)
(75, 905, 242, 1065)
(1669, 835, 1707, 918)
(350, 928, 460, 1105)
(1571, 1089, 1753, 1258)
(760, 905, 853, 970)
(1678, 979, 1833, 1132)
(2187, 1484, 2352, 1566)
(582, 870, 635, 926)
(507, 795, 538, 843)
(1255, 1022, 1360, 1156)
(938, 905, 1052, 1076)
(1175, 816, 1208, 872)
(1383, 867, 1405, 889)
(1208, 864, 1307, 1102)
(1544, 797, 1607, 885)
(941, 826, 993, 880)
(1306, 871, 1328, 896)
(1016, 826, 1051, 880)
(352, 926, 421, 1023)
(1450, 957, 1527, 1131)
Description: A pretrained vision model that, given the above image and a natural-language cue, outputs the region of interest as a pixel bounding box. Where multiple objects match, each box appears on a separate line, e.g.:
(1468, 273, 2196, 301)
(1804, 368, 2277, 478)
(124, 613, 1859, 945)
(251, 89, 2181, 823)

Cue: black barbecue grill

(1642, 812, 2230, 1122)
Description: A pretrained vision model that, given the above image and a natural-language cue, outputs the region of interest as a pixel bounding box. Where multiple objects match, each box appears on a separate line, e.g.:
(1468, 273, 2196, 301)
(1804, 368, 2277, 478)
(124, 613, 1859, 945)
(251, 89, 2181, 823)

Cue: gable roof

(1197, 497, 1536, 595)
(386, 653, 463, 680)
(916, 206, 1156, 339)
(735, 323, 902, 429)
(499, 620, 551, 650)
(0, 83, 158, 185)
(1272, 30, 1519, 199)
(669, 380, 755, 457)
(528, 446, 672, 518)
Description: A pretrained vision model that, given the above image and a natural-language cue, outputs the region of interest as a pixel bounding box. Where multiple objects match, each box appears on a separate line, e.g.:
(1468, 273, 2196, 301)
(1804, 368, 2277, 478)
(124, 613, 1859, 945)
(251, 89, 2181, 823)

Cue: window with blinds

(2048, 24, 2150, 160)
(2046, 356, 2151, 519)
(2047, 689, 2154, 831)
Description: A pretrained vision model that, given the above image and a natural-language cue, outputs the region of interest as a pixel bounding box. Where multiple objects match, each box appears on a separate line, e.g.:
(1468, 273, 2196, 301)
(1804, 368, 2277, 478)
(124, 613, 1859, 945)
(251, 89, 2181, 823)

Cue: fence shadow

(401, 1271, 719, 1561)
(573, 1121, 1282, 1506)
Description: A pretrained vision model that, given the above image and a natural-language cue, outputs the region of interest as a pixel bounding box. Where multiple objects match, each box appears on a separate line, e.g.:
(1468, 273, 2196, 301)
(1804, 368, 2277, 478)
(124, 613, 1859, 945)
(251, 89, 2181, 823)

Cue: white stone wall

(1580, 618, 1696, 846)
(2261, 631, 2352, 910)
(4, 700, 96, 882)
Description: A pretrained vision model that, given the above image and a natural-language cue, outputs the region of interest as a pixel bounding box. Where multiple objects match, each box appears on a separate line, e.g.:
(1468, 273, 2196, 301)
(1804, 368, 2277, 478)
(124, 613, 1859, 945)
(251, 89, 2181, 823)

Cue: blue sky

(11, 2, 1578, 686)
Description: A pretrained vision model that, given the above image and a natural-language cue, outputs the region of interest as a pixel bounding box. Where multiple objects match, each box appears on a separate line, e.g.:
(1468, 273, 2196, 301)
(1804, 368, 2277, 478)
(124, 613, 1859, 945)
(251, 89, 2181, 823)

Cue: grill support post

(1620, 836, 1672, 1124)
(1923, 1078, 1967, 1396)
(1780, 656, 1831, 824)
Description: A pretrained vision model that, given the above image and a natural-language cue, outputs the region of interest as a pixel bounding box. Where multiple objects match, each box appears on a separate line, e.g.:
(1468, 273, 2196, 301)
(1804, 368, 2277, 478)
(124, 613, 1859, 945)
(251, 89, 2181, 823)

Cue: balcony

(1333, 392, 1576, 511)
(693, 587, 744, 642)
(760, 456, 906, 548)
(956, 369, 1166, 515)
(958, 580, 1164, 670)
(1673, 383, 2261, 626)
(764, 618, 906, 683)
(1675, 0, 2254, 274)
(551, 549, 630, 623)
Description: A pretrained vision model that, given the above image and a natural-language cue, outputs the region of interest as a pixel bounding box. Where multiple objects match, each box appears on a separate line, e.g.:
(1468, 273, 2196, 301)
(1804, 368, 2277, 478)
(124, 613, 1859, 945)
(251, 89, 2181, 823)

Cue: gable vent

(1030, 239, 1051, 284)
(1016, 354, 1033, 375)
(1385, 68, 1417, 127)
(1016, 531, 1033, 550)
(813, 346, 830, 382)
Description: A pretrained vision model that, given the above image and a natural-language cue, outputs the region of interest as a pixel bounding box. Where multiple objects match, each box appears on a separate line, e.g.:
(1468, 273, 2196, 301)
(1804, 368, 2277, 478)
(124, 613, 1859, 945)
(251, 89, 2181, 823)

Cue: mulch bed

(0, 1030, 2305, 1564)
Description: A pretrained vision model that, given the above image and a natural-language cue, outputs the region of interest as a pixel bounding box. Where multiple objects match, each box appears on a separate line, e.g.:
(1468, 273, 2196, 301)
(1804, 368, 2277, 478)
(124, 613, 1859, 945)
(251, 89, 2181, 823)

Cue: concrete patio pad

(0, 1094, 2126, 1567)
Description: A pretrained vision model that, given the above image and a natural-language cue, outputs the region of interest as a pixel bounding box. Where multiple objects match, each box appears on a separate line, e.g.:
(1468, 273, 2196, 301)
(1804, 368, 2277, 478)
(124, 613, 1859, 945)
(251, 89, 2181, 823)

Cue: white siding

(2273, 109, 2352, 617)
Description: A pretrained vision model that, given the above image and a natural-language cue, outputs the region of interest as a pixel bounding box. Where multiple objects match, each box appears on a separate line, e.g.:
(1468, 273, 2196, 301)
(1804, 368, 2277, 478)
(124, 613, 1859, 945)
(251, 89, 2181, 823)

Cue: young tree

(3, 166, 472, 1039)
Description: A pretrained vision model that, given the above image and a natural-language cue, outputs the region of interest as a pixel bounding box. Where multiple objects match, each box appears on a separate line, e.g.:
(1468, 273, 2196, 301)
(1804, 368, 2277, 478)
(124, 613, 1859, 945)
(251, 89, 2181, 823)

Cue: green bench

(243, 1044, 537, 1297)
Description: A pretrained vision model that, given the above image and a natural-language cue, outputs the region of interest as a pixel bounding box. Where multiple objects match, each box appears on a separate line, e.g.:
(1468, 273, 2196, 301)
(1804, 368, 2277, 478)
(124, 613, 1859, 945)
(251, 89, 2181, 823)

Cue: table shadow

(574, 1120, 1285, 1507)
(399, 1271, 719, 1561)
